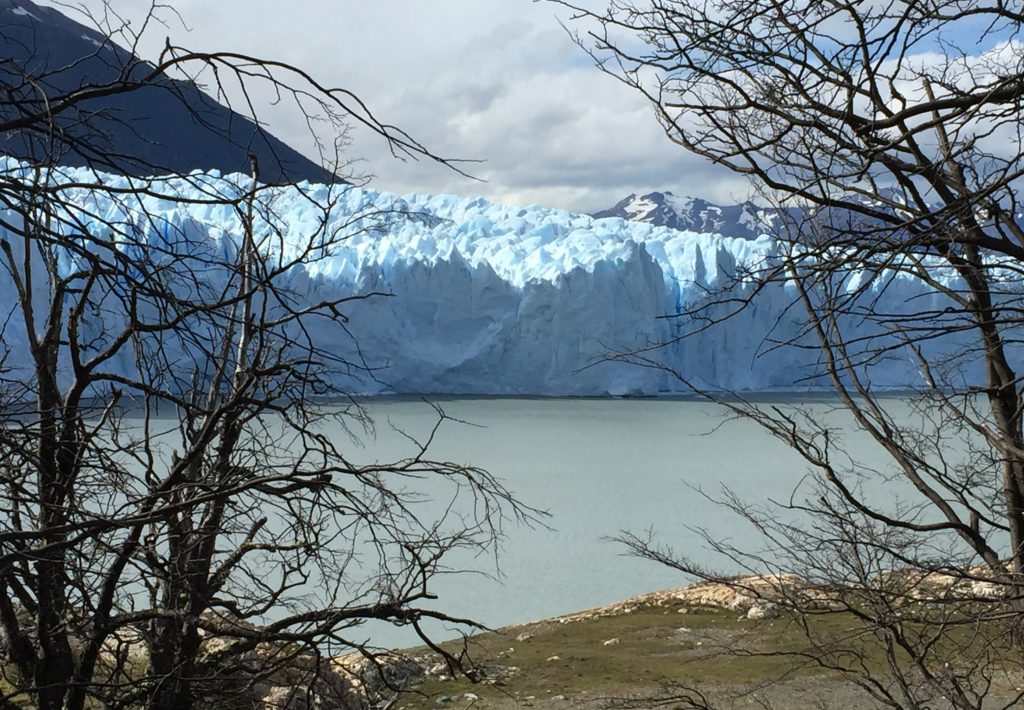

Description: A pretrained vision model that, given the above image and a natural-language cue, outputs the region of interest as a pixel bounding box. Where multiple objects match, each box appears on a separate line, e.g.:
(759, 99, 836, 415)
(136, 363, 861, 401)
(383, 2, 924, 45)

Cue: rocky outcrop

(331, 652, 425, 700)
(543, 573, 837, 626)
(872, 565, 1012, 603)
(535, 566, 1014, 631)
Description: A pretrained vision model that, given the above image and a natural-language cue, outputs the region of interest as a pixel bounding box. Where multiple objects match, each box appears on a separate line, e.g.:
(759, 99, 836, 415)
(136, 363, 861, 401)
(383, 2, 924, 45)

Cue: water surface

(347, 396, 917, 647)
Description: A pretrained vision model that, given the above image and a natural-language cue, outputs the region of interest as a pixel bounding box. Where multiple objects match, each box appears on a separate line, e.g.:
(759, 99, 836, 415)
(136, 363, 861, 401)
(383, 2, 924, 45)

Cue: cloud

(35, 0, 753, 212)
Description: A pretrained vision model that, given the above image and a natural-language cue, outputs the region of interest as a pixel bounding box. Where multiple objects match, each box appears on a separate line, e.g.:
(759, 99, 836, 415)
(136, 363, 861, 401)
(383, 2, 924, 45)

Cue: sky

(39, 0, 750, 213)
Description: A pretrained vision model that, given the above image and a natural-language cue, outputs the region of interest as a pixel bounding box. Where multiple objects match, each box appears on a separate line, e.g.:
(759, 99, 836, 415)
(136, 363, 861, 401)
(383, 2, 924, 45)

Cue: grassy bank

(394, 586, 1024, 710)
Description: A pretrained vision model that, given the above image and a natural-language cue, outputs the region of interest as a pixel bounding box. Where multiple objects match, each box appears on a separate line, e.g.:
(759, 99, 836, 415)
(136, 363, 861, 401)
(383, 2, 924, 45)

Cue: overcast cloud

(41, 0, 751, 212)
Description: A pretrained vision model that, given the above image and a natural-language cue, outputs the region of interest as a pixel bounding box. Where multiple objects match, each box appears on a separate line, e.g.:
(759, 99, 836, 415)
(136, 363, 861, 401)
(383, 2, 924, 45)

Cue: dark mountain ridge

(0, 0, 333, 183)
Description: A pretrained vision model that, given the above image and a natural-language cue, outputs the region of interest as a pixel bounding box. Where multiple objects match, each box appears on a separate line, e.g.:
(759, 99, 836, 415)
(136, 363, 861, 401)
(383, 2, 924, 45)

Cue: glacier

(0, 164, 984, 395)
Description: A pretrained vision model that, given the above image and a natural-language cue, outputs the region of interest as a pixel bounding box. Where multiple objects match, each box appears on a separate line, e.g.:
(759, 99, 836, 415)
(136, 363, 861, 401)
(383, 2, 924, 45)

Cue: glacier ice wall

(0, 165, 984, 395)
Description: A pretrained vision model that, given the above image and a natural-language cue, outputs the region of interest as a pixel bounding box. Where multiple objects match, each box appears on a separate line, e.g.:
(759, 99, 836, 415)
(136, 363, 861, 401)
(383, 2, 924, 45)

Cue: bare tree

(0, 5, 525, 710)
(559, 0, 1024, 706)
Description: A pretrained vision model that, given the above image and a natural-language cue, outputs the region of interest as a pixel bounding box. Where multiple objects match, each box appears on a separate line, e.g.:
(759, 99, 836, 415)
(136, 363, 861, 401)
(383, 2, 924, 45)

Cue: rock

(971, 580, 1006, 599)
(602, 637, 620, 646)
(746, 602, 781, 620)
(333, 653, 424, 698)
(551, 695, 566, 701)
(515, 632, 533, 642)
(464, 693, 479, 701)
(244, 645, 379, 710)
(546, 655, 561, 662)
(875, 566, 1011, 603)
(254, 661, 364, 710)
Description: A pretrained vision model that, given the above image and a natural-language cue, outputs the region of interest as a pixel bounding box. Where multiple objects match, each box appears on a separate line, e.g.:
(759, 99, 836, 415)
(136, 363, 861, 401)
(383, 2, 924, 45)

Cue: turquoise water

(344, 396, 928, 648)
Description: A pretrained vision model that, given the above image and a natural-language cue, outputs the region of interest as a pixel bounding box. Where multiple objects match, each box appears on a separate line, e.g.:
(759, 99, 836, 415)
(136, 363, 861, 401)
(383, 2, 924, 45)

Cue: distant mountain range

(593, 191, 785, 239)
(594, 190, 1024, 241)
(0, 0, 332, 183)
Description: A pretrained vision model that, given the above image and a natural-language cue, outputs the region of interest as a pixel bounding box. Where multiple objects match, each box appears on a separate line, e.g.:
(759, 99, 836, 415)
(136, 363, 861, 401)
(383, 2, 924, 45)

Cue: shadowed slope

(0, 0, 334, 183)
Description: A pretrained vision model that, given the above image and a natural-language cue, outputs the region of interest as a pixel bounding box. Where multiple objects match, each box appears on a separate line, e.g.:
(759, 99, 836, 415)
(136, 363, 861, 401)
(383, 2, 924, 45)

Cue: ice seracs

(0, 163, 981, 395)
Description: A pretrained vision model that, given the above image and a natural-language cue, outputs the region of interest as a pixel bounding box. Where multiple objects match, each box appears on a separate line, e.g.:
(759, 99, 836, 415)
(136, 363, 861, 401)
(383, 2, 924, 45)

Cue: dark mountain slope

(0, 0, 333, 183)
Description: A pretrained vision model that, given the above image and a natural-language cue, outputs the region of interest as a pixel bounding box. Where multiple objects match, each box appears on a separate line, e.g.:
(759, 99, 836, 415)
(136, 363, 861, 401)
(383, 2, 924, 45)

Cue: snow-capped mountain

(596, 189, 1024, 244)
(593, 192, 786, 239)
(0, 0, 332, 183)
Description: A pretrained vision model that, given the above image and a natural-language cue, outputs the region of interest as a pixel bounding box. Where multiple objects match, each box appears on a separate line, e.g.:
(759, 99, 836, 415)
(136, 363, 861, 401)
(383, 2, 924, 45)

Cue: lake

(345, 395, 922, 649)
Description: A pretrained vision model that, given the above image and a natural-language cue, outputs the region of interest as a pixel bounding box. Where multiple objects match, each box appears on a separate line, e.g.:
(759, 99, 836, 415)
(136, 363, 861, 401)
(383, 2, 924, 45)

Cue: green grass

(396, 605, 825, 708)
(394, 599, 1024, 709)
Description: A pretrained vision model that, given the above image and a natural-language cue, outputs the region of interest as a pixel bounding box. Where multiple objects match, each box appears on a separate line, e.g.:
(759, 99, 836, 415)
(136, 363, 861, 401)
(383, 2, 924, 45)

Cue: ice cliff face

(0, 166, 979, 395)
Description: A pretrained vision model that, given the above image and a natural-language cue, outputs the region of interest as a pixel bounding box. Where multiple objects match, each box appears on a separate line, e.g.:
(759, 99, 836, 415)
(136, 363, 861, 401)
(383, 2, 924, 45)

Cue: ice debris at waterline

(0, 164, 983, 395)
